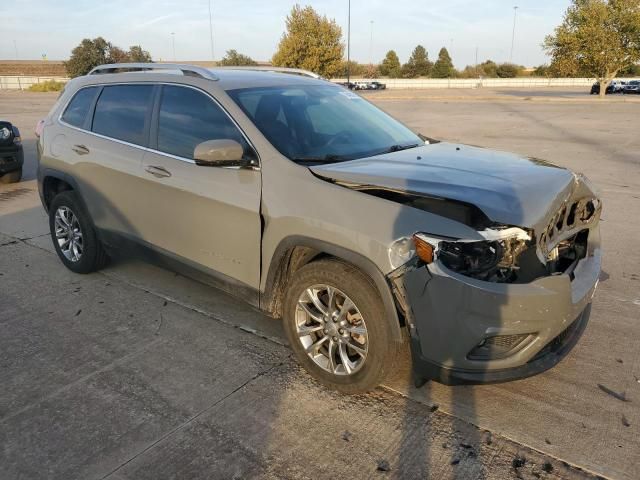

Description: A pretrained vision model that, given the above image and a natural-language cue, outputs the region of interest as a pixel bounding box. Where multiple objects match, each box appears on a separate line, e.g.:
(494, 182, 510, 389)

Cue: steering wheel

(324, 130, 353, 148)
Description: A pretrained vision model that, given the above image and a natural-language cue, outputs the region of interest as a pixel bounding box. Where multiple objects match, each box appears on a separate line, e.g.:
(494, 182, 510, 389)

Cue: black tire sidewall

(0, 167, 22, 184)
(49, 191, 101, 274)
(283, 259, 399, 393)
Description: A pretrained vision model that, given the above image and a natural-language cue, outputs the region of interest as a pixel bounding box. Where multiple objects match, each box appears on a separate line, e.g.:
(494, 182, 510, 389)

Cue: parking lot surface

(1, 89, 638, 479)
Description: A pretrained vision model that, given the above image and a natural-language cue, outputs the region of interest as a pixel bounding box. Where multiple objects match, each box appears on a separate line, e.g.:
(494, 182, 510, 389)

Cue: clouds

(1, 0, 571, 67)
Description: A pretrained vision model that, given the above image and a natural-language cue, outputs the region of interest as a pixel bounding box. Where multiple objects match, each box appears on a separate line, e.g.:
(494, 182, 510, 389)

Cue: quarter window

(61, 87, 98, 128)
(157, 85, 247, 159)
(92, 85, 154, 146)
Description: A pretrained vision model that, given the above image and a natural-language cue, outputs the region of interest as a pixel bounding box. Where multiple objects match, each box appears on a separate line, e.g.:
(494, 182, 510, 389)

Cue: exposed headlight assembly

(389, 228, 532, 282)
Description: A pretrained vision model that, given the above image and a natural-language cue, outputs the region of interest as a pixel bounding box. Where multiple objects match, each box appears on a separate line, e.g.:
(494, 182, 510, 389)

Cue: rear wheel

(49, 191, 108, 274)
(0, 167, 22, 184)
(283, 258, 400, 393)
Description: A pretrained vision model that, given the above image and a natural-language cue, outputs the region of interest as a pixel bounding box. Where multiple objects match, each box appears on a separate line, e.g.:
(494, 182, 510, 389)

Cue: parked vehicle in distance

(353, 81, 387, 91)
(0, 120, 24, 183)
(37, 63, 602, 393)
(590, 81, 614, 95)
(622, 80, 640, 94)
(338, 81, 356, 90)
(610, 80, 626, 93)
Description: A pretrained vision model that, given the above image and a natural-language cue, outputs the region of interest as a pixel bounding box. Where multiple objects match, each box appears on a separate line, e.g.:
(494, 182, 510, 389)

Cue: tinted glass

(92, 85, 154, 145)
(228, 85, 422, 163)
(61, 87, 98, 128)
(157, 85, 247, 159)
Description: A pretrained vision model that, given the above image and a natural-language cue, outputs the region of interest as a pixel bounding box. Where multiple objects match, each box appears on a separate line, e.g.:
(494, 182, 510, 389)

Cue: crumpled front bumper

(391, 229, 601, 385)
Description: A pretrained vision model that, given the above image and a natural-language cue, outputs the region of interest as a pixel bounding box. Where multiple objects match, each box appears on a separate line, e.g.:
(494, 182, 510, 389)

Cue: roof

(211, 69, 331, 90)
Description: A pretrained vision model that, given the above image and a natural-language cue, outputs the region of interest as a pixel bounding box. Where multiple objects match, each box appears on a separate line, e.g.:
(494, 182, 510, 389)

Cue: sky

(1, 0, 571, 68)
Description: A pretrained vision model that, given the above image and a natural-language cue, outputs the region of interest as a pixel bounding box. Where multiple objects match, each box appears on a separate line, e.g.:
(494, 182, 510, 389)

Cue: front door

(138, 84, 262, 292)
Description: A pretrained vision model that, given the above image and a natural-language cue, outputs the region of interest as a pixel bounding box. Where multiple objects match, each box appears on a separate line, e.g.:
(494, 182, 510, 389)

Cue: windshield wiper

(292, 154, 351, 165)
(379, 143, 421, 154)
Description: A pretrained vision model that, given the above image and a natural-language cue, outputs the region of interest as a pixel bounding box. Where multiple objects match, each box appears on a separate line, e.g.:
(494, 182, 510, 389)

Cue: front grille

(468, 333, 532, 361)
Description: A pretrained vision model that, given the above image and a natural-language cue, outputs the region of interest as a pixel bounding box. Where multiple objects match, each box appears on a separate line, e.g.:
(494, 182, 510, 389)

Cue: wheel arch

(39, 168, 81, 212)
(262, 235, 404, 342)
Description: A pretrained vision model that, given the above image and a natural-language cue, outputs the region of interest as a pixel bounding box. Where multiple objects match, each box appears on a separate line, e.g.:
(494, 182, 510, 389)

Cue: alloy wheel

(54, 206, 83, 262)
(295, 284, 368, 375)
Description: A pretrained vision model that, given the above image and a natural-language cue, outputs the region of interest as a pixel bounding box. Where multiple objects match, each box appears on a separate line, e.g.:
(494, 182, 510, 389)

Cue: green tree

(401, 45, 432, 78)
(128, 45, 152, 63)
(431, 47, 455, 78)
(336, 60, 364, 77)
(219, 49, 258, 66)
(496, 62, 521, 78)
(65, 38, 153, 77)
(379, 50, 402, 77)
(544, 0, 640, 97)
(65, 37, 111, 77)
(478, 59, 498, 77)
(532, 64, 550, 77)
(272, 4, 344, 78)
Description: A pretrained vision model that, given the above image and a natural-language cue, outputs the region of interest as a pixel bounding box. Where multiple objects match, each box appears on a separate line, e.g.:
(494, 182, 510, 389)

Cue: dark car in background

(0, 121, 23, 184)
(590, 82, 614, 95)
(622, 80, 640, 94)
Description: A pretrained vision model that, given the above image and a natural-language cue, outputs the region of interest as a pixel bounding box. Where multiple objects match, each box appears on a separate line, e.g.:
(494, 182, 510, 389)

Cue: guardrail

(0, 76, 69, 90)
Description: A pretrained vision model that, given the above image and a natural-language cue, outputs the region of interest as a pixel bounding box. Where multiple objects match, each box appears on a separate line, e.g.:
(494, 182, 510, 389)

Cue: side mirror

(193, 139, 257, 168)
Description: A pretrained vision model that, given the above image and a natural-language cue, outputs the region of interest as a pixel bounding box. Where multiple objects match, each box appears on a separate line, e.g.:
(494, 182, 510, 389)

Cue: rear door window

(156, 85, 247, 159)
(61, 87, 99, 128)
(92, 85, 154, 146)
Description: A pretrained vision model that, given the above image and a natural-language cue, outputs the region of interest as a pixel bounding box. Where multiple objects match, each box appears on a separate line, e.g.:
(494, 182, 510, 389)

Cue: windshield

(227, 85, 423, 163)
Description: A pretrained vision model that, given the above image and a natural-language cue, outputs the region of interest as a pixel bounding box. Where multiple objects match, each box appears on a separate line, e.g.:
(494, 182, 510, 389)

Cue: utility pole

(13, 40, 18, 60)
(347, 0, 351, 83)
(171, 32, 176, 61)
(369, 20, 374, 65)
(510, 6, 518, 63)
(208, 0, 215, 63)
(475, 45, 479, 76)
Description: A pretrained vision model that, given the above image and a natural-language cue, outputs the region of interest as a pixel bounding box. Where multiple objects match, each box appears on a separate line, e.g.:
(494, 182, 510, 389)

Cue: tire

(283, 258, 401, 394)
(0, 167, 22, 184)
(49, 190, 108, 274)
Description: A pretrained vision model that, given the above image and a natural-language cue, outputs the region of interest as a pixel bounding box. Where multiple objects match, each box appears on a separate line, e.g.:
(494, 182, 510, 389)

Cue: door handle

(72, 144, 90, 155)
(145, 165, 172, 178)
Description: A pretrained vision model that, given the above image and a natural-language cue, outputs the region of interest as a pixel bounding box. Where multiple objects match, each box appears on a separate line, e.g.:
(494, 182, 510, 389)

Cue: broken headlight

(414, 228, 531, 282)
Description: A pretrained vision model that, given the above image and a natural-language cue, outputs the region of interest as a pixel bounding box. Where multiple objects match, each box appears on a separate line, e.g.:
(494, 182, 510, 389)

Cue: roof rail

(88, 63, 218, 80)
(215, 66, 323, 79)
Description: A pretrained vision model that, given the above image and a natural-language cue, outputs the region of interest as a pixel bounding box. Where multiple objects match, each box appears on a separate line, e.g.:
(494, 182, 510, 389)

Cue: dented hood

(310, 143, 580, 230)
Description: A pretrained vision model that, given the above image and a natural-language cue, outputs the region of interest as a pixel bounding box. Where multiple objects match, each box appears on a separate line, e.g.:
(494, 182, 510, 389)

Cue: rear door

(138, 84, 262, 291)
(58, 83, 155, 239)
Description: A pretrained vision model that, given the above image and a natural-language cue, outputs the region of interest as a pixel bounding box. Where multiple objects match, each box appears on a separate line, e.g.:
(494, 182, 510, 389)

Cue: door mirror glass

(194, 139, 255, 167)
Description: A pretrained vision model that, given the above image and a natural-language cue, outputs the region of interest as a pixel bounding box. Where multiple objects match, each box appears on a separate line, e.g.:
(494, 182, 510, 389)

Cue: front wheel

(283, 259, 400, 393)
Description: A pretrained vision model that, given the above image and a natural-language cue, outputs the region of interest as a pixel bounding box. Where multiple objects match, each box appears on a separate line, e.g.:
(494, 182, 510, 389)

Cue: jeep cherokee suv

(37, 63, 601, 393)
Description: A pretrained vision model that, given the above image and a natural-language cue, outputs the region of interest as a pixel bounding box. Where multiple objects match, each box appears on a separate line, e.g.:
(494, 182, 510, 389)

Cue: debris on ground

(459, 442, 473, 449)
(341, 430, 352, 442)
(542, 462, 554, 473)
(597, 384, 630, 402)
(512, 455, 527, 469)
(450, 458, 460, 465)
(621, 415, 630, 427)
(376, 459, 391, 472)
(163, 300, 168, 306)
(74, 309, 82, 316)
(544, 438, 551, 445)
(616, 358, 623, 364)
(429, 404, 439, 412)
(483, 432, 493, 445)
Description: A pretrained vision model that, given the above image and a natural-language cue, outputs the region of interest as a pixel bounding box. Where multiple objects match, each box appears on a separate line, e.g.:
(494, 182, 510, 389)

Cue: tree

(478, 59, 498, 77)
(272, 5, 344, 78)
(379, 50, 402, 78)
(544, 0, 640, 98)
(65, 38, 153, 77)
(219, 49, 258, 66)
(128, 45, 152, 63)
(401, 45, 432, 78)
(431, 47, 456, 78)
(496, 63, 521, 78)
(533, 64, 551, 77)
(65, 37, 111, 77)
(336, 60, 364, 77)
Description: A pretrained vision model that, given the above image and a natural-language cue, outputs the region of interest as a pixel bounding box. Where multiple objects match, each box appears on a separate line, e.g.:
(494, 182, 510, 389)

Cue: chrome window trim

(57, 81, 261, 170)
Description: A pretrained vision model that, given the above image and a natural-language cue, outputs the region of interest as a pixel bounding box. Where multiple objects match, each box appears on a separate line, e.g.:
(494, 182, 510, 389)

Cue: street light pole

(13, 39, 18, 60)
(509, 6, 518, 63)
(171, 32, 176, 61)
(347, 0, 351, 83)
(208, 0, 215, 63)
